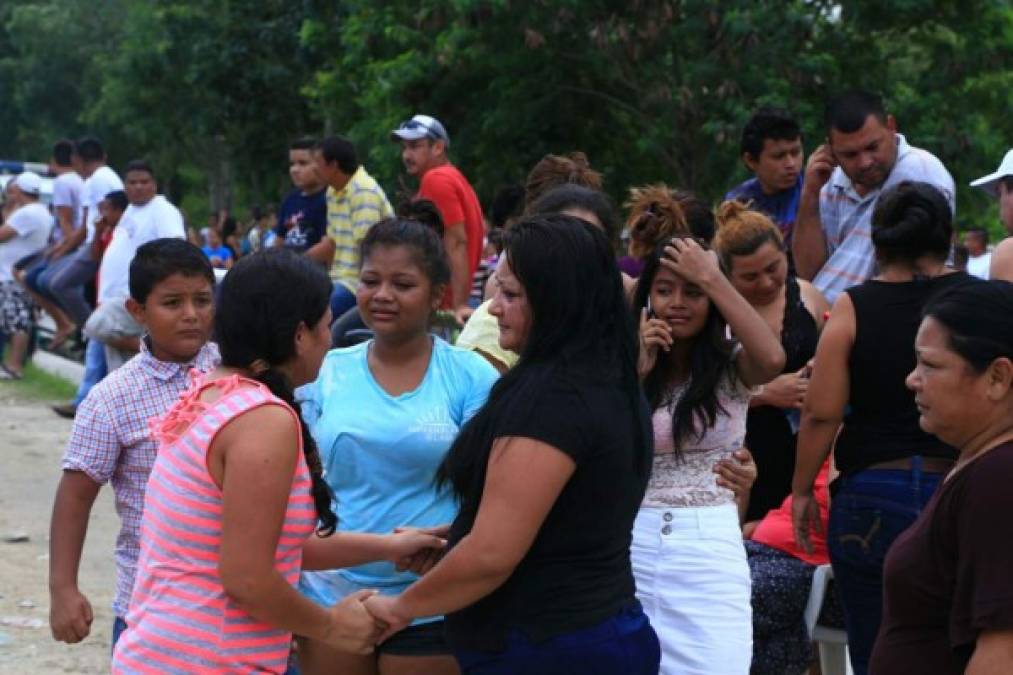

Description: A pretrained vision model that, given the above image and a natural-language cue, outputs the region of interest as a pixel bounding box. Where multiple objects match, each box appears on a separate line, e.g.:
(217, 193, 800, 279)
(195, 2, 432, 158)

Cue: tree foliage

(2, 0, 1011, 234)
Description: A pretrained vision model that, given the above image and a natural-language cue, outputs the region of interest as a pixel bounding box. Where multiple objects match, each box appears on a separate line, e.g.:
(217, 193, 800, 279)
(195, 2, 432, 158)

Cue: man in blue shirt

(725, 106, 805, 249)
(273, 137, 328, 258)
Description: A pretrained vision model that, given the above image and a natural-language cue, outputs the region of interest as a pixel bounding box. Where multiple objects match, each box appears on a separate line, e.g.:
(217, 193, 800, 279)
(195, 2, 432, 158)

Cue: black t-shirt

(273, 188, 327, 252)
(444, 368, 652, 652)
(834, 273, 969, 474)
(871, 442, 1013, 674)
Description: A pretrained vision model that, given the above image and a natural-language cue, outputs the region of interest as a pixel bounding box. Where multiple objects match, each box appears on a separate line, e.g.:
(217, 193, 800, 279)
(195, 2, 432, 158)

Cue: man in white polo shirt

(89, 160, 184, 370)
(792, 90, 955, 303)
(0, 172, 53, 378)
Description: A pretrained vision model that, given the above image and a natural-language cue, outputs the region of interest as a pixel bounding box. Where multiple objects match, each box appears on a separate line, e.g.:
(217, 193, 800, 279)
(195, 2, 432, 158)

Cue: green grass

(0, 360, 77, 401)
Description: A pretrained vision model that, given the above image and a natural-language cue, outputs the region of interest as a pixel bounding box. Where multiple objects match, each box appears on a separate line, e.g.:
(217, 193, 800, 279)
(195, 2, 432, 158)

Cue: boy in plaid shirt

(48, 238, 219, 647)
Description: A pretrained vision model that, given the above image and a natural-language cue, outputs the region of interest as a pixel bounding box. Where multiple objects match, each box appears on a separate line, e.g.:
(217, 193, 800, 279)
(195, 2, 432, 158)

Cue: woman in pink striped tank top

(113, 250, 445, 674)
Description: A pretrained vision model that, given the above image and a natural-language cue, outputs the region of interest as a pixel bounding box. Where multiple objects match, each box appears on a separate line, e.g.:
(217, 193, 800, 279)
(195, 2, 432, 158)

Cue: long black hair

(631, 237, 734, 457)
(437, 214, 650, 499)
(213, 248, 337, 536)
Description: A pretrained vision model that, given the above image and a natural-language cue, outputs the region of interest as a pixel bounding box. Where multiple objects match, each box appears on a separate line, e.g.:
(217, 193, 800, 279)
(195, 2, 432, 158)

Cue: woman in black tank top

(714, 202, 829, 526)
(791, 181, 969, 674)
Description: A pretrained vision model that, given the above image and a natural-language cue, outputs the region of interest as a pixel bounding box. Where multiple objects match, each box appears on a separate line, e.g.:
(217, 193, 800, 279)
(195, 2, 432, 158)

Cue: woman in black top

(712, 201, 828, 525)
(791, 181, 968, 675)
(364, 214, 660, 674)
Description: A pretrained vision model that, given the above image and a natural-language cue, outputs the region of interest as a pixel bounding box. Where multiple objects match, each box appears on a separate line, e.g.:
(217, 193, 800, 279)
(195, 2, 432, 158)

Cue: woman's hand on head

(661, 237, 721, 290)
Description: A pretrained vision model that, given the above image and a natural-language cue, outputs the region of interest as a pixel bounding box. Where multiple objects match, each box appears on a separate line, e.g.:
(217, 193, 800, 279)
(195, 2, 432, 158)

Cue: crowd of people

(1, 88, 1012, 674)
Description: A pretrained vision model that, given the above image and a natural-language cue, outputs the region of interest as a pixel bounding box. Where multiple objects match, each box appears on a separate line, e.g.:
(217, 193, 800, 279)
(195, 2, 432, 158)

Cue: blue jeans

(329, 283, 357, 322)
(453, 604, 660, 675)
(73, 338, 108, 406)
(827, 458, 943, 675)
(111, 616, 127, 651)
(24, 259, 59, 304)
(44, 248, 98, 325)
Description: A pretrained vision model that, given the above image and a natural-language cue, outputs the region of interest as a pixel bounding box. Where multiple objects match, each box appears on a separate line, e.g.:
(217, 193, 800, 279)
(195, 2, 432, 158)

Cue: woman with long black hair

(632, 233, 785, 674)
(364, 214, 660, 674)
(112, 249, 443, 673)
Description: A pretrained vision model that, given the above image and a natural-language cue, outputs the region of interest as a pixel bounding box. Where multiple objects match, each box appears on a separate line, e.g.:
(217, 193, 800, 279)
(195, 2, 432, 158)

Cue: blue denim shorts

(454, 603, 660, 675)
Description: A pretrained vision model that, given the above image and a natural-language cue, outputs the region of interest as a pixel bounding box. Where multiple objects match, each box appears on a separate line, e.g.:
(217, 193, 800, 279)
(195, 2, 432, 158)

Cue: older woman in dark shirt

(870, 280, 1013, 674)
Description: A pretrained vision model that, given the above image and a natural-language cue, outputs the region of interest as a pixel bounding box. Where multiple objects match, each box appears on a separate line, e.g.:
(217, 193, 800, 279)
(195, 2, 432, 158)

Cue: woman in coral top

(112, 249, 443, 674)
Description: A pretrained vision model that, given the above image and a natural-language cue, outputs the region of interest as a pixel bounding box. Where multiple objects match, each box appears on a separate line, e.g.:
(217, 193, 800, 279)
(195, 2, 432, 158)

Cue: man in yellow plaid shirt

(313, 136, 393, 319)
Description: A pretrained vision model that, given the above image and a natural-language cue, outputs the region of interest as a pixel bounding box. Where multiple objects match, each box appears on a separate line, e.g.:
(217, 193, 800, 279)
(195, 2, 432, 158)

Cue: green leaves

(2, 0, 1010, 235)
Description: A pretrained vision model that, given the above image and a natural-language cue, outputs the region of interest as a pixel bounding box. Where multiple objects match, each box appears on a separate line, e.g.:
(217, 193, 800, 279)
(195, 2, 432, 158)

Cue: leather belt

(867, 456, 954, 474)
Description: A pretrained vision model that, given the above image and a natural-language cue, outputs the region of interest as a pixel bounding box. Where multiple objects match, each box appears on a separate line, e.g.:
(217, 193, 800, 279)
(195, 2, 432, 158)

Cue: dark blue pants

(329, 283, 357, 322)
(454, 604, 660, 675)
(827, 459, 943, 675)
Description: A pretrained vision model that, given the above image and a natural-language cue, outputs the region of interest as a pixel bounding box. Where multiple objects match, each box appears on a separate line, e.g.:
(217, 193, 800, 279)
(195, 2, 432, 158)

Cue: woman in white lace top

(631, 229, 785, 675)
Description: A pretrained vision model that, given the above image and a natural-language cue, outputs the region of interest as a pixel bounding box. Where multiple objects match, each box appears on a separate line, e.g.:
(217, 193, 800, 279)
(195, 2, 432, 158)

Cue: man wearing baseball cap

(391, 115, 483, 316)
(970, 149, 1013, 281)
(0, 172, 54, 378)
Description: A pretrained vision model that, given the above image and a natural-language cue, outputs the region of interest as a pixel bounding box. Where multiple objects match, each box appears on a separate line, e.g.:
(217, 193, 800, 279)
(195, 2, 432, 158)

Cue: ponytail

(214, 248, 338, 537)
(256, 368, 337, 536)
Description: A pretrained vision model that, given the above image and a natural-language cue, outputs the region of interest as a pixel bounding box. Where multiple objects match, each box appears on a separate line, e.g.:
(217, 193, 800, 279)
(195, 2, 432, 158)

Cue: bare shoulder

(990, 238, 1013, 282)
(796, 278, 830, 330)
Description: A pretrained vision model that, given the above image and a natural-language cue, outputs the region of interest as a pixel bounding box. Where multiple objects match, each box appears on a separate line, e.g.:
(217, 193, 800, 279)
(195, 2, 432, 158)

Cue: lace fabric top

(643, 369, 755, 508)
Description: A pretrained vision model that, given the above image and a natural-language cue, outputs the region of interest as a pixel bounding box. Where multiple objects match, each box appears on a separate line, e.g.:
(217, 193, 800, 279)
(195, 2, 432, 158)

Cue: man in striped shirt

(792, 90, 955, 303)
(312, 136, 393, 320)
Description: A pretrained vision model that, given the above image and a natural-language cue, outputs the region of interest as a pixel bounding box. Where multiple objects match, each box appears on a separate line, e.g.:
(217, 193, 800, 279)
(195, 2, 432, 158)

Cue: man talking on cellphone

(791, 90, 954, 303)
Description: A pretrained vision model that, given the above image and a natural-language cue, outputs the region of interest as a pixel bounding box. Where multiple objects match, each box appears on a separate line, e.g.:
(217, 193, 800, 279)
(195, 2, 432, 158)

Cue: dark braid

(256, 368, 336, 536)
(214, 248, 338, 537)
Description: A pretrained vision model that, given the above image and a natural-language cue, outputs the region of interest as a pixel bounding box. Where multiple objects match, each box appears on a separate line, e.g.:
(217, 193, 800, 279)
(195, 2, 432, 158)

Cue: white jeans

(632, 503, 752, 675)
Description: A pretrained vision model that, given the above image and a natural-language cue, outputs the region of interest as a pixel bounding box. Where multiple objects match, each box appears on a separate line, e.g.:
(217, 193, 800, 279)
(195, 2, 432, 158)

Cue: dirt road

(0, 392, 116, 674)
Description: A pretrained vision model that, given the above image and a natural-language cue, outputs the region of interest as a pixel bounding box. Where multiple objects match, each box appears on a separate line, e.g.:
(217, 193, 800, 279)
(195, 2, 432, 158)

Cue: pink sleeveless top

(112, 374, 317, 674)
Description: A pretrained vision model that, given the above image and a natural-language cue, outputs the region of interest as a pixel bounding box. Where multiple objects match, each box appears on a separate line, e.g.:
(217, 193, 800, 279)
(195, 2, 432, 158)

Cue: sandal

(0, 364, 23, 381)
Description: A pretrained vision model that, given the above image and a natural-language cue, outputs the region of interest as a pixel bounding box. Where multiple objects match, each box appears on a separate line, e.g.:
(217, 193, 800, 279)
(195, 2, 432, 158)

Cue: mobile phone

(646, 297, 654, 318)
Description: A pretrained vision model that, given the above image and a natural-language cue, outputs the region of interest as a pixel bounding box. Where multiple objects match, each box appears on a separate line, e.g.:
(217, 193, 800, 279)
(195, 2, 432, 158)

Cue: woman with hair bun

(523, 151, 603, 210)
(712, 201, 830, 675)
(872, 280, 1013, 674)
(791, 181, 970, 674)
(712, 201, 829, 524)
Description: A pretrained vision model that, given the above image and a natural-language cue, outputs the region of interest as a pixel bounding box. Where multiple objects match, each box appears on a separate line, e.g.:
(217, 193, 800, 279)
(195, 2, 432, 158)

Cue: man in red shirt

(391, 115, 483, 314)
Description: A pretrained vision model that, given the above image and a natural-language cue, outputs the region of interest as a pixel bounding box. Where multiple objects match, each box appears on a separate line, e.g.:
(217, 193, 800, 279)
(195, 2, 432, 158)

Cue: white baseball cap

(969, 149, 1013, 198)
(390, 115, 450, 146)
(14, 171, 42, 196)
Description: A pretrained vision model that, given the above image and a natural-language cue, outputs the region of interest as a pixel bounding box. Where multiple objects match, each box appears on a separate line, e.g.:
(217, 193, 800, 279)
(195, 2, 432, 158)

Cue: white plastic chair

(803, 564, 853, 675)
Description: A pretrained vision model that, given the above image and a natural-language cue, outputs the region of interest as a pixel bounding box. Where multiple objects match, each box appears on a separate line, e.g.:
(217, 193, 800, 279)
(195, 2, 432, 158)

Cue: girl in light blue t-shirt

(297, 216, 498, 674)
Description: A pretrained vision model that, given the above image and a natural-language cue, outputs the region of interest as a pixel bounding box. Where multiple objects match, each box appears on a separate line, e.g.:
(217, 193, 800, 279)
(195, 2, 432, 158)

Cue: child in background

(49, 238, 219, 648)
(469, 228, 504, 306)
(202, 227, 234, 269)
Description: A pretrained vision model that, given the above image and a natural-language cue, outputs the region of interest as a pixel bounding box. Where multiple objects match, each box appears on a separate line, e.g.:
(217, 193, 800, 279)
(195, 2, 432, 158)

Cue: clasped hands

(328, 525, 448, 653)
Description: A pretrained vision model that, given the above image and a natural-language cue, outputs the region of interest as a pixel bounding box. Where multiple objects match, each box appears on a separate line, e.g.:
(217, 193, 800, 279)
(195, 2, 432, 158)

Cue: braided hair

(213, 248, 337, 535)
